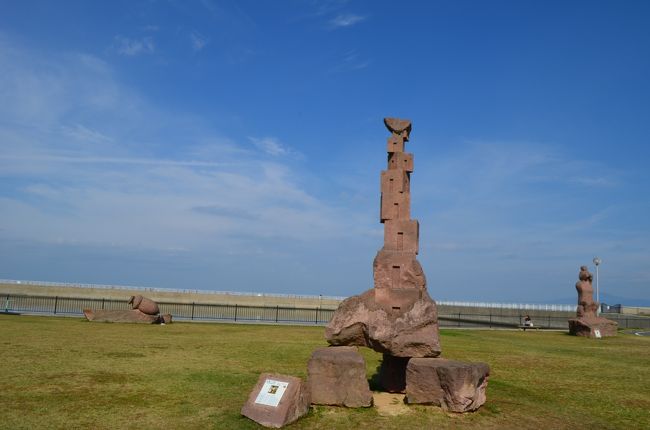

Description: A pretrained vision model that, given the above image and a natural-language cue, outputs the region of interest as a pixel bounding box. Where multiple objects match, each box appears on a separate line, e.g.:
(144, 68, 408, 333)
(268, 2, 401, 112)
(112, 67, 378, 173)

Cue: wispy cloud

(329, 13, 366, 28)
(0, 39, 354, 260)
(248, 137, 291, 156)
(190, 32, 208, 52)
(114, 36, 155, 56)
(62, 124, 114, 144)
(327, 49, 370, 74)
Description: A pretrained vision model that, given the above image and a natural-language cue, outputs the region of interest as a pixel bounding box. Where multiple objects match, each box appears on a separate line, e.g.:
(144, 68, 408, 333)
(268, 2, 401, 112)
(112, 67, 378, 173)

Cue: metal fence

(1, 294, 335, 325)
(1, 279, 577, 311)
(3, 293, 650, 329)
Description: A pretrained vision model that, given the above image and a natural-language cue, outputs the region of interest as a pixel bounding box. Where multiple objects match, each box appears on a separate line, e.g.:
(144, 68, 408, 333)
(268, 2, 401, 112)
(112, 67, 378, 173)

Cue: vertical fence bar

(458, 313, 461, 327)
(489, 313, 492, 329)
(234, 304, 238, 321)
(191, 302, 195, 320)
(315, 308, 319, 324)
(53, 296, 58, 314)
(275, 306, 279, 323)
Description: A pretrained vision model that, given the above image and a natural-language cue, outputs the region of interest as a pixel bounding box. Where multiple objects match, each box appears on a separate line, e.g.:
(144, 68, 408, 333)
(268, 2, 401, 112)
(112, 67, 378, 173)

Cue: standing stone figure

(575, 266, 598, 318)
(568, 265, 617, 338)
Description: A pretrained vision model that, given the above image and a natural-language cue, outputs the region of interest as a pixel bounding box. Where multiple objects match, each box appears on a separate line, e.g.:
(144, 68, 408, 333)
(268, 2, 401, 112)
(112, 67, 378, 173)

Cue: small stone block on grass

(241, 373, 310, 428)
(405, 358, 490, 413)
(307, 346, 372, 407)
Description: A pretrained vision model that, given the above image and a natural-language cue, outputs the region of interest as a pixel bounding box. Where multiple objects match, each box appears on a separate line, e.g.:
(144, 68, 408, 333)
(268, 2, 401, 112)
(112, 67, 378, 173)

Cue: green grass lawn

(1, 315, 648, 429)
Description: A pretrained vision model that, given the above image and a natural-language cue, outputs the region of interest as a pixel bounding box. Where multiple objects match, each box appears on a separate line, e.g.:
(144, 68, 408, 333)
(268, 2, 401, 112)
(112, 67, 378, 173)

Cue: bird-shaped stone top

(384, 117, 412, 141)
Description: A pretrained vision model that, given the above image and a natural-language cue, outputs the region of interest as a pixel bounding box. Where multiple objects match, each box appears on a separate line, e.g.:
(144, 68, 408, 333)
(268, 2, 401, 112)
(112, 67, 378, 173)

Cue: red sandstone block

(307, 347, 372, 407)
(380, 192, 410, 222)
(384, 219, 419, 254)
(381, 169, 409, 194)
(387, 135, 405, 153)
(241, 373, 310, 428)
(405, 358, 490, 413)
(388, 152, 413, 172)
(373, 250, 426, 292)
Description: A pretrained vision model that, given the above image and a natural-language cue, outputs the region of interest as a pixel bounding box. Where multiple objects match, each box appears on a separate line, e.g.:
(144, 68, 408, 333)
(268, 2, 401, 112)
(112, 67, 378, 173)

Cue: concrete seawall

(0, 283, 343, 308)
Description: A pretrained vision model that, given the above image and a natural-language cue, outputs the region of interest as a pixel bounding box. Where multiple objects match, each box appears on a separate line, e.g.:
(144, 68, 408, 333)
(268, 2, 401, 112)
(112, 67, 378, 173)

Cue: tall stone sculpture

(310, 118, 489, 413)
(326, 118, 441, 361)
(568, 266, 617, 338)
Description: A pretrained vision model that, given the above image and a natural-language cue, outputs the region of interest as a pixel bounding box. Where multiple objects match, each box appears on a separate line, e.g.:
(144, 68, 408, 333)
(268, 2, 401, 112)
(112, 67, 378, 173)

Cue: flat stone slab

(325, 288, 441, 358)
(569, 317, 618, 338)
(241, 373, 310, 428)
(307, 346, 372, 407)
(83, 309, 160, 324)
(405, 358, 490, 413)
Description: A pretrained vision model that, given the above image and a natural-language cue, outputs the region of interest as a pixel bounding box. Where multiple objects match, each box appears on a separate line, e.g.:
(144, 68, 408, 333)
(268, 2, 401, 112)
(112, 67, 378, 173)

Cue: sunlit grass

(1, 315, 648, 429)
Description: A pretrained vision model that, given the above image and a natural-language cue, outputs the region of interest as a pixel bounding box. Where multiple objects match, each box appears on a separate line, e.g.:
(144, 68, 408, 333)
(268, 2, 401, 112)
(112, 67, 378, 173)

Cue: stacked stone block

(375, 118, 424, 312)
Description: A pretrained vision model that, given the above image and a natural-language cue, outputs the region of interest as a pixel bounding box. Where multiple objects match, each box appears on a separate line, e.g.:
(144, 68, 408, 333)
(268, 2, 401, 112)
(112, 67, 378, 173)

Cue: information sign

(254, 379, 289, 407)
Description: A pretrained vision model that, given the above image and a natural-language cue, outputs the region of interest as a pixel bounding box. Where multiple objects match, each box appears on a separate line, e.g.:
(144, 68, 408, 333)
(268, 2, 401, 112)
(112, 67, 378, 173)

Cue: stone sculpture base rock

(307, 346, 372, 407)
(325, 288, 441, 358)
(241, 373, 310, 428)
(405, 358, 490, 413)
(568, 317, 617, 338)
(83, 309, 162, 324)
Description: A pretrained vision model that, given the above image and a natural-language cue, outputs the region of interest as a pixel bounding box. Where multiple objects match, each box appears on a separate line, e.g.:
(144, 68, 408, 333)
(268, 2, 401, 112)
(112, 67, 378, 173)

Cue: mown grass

(1, 315, 648, 429)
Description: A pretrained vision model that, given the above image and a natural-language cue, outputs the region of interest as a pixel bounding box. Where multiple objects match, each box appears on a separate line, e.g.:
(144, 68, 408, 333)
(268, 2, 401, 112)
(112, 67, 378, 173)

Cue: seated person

(523, 315, 533, 329)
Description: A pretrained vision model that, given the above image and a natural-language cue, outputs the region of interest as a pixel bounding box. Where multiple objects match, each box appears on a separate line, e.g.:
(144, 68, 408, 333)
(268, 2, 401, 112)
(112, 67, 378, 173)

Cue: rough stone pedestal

(568, 317, 618, 338)
(241, 373, 310, 428)
(307, 346, 372, 407)
(379, 354, 410, 393)
(405, 358, 490, 413)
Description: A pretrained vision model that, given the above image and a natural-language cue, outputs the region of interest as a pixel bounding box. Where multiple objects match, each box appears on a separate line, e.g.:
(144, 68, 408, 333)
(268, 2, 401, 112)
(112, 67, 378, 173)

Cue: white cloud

(0, 40, 354, 259)
(190, 32, 208, 52)
(329, 14, 366, 28)
(114, 36, 155, 56)
(248, 137, 289, 156)
(62, 124, 114, 144)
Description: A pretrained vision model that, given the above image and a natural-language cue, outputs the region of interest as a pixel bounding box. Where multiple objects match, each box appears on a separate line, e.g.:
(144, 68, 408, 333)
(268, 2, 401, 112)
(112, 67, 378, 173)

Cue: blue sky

(1, 0, 649, 304)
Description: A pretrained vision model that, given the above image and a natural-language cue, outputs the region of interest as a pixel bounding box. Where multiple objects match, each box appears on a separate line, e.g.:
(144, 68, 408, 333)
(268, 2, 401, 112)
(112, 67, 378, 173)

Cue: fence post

(458, 312, 461, 327)
(548, 315, 551, 329)
(234, 304, 238, 321)
(101, 298, 105, 310)
(315, 307, 319, 324)
(4, 295, 9, 312)
(53, 296, 58, 314)
(191, 302, 195, 320)
(275, 306, 279, 323)
(489, 313, 492, 329)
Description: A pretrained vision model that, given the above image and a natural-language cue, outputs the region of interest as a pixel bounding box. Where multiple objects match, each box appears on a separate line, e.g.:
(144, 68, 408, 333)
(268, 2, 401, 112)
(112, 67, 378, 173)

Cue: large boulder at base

(241, 373, 310, 428)
(83, 309, 161, 324)
(307, 346, 372, 407)
(568, 317, 617, 338)
(405, 358, 490, 413)
(325, 288, 441, 358)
